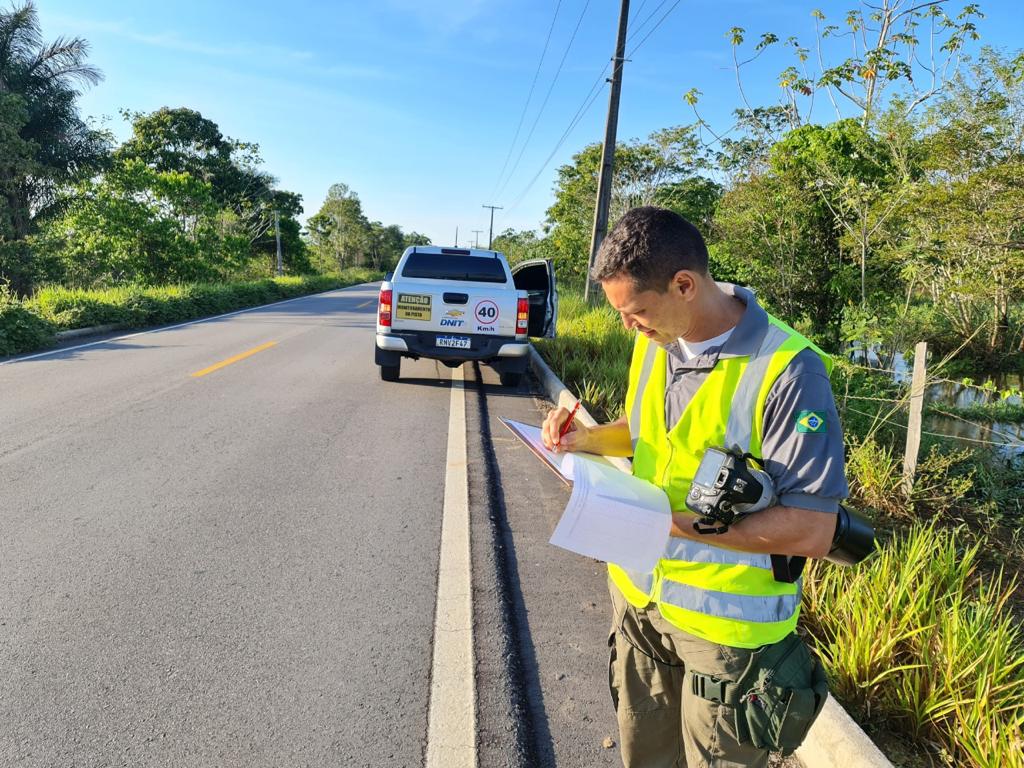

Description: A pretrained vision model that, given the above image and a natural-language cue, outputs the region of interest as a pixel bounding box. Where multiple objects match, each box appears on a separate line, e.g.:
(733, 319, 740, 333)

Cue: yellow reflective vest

(610, 314, 832, 648)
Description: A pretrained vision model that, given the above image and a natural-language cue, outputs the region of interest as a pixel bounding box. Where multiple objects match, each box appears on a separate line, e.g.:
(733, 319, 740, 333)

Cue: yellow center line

(191, 341, 278, 378)
(356, 299, 374, 308)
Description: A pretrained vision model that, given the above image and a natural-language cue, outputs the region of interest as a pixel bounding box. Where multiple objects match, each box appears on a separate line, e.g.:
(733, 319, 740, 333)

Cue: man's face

(601, 274, 691, 345)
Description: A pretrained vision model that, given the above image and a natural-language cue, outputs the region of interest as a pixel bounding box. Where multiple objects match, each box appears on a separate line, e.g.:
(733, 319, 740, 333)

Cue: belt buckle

(692, 673, 728, 703)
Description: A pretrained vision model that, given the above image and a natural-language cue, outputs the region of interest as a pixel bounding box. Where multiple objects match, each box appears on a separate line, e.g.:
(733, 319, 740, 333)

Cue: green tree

(308, 183, 371, 269)
(896, 49, 1024, 360)
(545, 126, 709, 285)
(366, 222, 405, 271)
(402, 231, 431, 249)
(713, 164, 846, 346)
(38, 158, 229, 286)
(117, 107, 299, 257)
(0, 1, 107, 294)
(491, 228, 555, 267)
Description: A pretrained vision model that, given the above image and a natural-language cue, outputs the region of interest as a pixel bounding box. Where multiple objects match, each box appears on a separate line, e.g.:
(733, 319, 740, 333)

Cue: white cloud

(43, 12, 404, 83)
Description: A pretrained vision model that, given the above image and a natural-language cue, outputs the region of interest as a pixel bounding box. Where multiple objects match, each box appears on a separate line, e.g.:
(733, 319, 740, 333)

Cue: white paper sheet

(548, 453, 672, 572)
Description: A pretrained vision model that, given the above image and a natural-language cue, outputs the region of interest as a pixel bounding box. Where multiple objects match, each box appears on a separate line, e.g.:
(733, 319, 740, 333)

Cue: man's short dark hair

(591, 206, 709, 292)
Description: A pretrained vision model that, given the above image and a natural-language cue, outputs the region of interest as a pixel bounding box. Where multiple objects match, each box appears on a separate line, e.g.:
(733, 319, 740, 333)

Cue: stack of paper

(500, 419, 672, 572)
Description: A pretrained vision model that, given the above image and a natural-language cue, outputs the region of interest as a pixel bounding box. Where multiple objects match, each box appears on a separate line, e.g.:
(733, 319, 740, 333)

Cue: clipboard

(498, 417, 615, 487)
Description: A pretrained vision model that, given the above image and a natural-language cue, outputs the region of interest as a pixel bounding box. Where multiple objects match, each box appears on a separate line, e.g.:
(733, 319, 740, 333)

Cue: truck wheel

(379, 362, 400, 382)
(499, 371, 522, 388)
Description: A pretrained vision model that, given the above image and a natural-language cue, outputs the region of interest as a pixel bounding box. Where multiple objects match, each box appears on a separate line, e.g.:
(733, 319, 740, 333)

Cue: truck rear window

(400, 253, 507, 283)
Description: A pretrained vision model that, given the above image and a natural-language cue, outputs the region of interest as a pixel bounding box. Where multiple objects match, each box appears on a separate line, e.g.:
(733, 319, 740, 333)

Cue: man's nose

(620, 313, 635, 330)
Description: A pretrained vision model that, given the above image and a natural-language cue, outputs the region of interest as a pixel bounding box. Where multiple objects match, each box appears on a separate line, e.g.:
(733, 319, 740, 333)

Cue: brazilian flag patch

(796, 410, 827, 433)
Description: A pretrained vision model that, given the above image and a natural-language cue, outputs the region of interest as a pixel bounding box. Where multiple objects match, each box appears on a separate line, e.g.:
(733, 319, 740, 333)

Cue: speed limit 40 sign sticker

(474, 300, 499, 331)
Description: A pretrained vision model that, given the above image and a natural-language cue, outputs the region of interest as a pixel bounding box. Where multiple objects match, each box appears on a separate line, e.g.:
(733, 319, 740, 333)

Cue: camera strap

(770, 554, 806, 584)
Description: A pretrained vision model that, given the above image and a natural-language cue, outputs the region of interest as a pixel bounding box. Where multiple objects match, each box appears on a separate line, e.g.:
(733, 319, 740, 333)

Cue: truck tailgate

(390, 280, 519, 337)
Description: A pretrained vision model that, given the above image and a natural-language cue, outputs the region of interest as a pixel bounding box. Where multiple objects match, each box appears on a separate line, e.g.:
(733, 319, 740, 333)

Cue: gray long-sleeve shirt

(664, 284, 849, 513)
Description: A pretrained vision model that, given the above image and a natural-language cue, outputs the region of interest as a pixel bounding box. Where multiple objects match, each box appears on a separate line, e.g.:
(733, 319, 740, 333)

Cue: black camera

(685, 446, 876, 571)
(685, 447, 776, 534)
(827, 504, 875, 566)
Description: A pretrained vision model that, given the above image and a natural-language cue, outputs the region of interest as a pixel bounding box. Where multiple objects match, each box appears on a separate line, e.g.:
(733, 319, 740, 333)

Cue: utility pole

(584, 0, 630, 303)
(274, 209, 283, 276)
(454, 226, 459, 247)
(471, 230, 484, 248)
(482, 204, 503, 248)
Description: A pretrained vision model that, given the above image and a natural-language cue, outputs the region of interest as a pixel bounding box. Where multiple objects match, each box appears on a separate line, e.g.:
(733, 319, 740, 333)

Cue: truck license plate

(436, 335, 471, 349)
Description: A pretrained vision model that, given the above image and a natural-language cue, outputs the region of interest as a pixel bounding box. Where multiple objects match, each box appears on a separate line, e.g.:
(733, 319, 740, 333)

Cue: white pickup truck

(374, 245, 557, 386)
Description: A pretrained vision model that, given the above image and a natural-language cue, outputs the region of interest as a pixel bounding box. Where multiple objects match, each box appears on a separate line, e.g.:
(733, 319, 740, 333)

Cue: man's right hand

(541, 406, 588, 453)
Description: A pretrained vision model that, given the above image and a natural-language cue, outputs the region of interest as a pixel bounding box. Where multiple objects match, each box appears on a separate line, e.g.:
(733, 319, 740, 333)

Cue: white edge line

(425, 364, 477, 768)
(0, 283, 379, 366)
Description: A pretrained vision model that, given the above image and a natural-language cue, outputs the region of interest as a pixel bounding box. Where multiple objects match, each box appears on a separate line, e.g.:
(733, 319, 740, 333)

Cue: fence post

(902, 341, 928, 496)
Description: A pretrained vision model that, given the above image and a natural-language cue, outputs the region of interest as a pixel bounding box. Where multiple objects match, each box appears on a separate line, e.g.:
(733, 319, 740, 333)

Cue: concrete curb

(795, 696, 893, 767)
(526, 345, 894, 768)
(55, 324, 121, 340)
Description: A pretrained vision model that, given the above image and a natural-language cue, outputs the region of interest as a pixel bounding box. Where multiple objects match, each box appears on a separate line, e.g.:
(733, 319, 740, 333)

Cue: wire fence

(843, 405, 1024, 450)
(835, 358, 1024, 452)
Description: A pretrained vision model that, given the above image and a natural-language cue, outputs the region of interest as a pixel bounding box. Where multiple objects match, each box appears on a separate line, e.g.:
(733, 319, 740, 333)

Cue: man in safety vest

(541, 206, 848, 767)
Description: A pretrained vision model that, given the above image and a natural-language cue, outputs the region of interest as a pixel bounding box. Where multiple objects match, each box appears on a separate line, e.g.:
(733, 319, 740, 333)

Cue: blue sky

(38, 0, 1024, 245)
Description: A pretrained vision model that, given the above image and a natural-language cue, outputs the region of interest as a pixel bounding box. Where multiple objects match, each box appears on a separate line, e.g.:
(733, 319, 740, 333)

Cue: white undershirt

(676, 326, 735, 362)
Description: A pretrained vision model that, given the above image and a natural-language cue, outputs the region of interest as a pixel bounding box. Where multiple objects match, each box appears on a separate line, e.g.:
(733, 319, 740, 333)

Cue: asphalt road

(0, 285, 619, 768)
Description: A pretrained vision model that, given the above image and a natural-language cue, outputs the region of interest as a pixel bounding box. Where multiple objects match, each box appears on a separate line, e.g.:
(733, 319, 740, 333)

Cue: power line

(501, 0, 684, 217)
(494, 0, 594, 202)
(625, 0, 670, 45)
(628, 0, 652, 26)
(625, 0, 684, 55)
(500, 72, 607, 215)
(489, 1, 564, 200)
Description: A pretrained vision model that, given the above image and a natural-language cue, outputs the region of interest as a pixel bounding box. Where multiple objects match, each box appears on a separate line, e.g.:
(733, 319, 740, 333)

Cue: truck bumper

(375, 332, 529, 366)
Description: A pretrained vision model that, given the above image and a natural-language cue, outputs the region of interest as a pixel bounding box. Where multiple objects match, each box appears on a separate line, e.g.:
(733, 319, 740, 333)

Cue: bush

(1, 270, 380, 358)
(0, 282, 55, 356)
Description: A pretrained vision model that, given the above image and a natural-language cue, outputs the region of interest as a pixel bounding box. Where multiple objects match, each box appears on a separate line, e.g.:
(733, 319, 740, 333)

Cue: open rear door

(510, 259, 557, 338)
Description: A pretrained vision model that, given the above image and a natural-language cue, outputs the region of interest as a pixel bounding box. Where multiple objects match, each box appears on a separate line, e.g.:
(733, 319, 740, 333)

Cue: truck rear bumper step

(376, 333, 409, 352)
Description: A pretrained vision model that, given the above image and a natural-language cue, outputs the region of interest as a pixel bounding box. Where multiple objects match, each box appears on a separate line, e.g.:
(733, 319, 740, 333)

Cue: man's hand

(541, 406, 589, 452)
(541, 412, 634, 457)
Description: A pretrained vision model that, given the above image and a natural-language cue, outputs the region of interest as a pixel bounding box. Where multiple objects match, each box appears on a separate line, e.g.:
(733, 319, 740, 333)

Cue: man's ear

(670, 270, 697, 300)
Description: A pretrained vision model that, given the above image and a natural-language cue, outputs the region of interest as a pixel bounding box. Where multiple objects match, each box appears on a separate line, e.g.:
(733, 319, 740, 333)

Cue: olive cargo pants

(607, 582, 819, 768)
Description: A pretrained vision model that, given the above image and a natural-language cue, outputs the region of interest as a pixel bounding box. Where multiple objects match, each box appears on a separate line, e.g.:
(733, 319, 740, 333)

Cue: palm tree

(0, 1, 105, 291)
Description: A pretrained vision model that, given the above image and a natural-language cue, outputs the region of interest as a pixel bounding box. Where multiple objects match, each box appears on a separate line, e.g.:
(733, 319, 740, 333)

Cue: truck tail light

(516, 297, 529, 334)
(379, 289, 392, 327)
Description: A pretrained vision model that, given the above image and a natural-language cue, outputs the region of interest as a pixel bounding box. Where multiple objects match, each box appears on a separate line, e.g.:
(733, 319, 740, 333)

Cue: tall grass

(536, 291, 633, 420)
(0, 270, 379, 357)
(803, 525, 1024, 768)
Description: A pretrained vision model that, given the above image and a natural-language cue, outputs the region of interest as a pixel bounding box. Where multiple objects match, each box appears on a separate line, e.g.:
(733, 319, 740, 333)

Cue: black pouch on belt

(690, 635, 829, 756)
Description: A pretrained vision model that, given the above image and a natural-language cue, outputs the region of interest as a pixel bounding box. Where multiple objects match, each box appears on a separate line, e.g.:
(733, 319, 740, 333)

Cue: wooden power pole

(482, 204, 502, 249)
(274, 210, 283, 276)
(584, 0, 630, 303)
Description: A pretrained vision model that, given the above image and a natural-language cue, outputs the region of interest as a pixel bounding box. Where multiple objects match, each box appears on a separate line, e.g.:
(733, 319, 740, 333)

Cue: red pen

(557, 400, 582, 447)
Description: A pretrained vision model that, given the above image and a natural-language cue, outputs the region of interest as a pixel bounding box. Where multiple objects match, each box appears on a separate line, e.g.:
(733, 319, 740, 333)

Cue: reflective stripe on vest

(724, 322, 791, 454)
(659, 578, 803, 624)
(628, 341, 658, 454)
(611, 311, 830, 648)
(663, 537, 774, 571)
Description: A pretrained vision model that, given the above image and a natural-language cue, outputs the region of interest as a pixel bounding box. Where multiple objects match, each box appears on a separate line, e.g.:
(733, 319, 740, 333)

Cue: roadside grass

(538, 287, 1024, 768)
(0, 269, 379, 358)
(803, 525, 1024, 768)
(535, 291, 632, 421)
